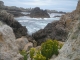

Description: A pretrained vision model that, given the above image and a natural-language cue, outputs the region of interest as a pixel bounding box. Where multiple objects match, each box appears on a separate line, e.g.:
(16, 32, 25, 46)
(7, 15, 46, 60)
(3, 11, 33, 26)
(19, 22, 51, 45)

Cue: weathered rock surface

(16, 36, 33, 51)
(0, 21, 23, 60)
(30, 7, 50, 18)
(16, 36, 29, 51)
(0, 10, 28, 38)
(32, 0, 80, 45)
(50, 0, 80, 60)
(51, 17, 80, 60)
(23, 42, 33, 51)
(32, 20, 68, 45)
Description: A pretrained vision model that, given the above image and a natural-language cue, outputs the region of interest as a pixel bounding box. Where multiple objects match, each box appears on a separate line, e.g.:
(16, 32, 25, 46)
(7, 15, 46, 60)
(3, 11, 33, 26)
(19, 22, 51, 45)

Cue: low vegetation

(30, 48, 35, 60)
(41, 40, 58, 60)
(20, 50, 27, 60)
(33, 50, 46, 60)
(41, 39, 62, 60)
(20, 39, 63, 60)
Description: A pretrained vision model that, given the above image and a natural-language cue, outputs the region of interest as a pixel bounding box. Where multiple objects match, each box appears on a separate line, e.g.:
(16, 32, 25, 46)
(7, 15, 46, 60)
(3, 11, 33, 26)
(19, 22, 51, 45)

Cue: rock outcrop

(51, 17, 80, 60)
(23, 42, 33, 51)
(30, 7, 50, 18)
(32, 20, 68, 45)
(16, 36, 29, 51)
(50, 1, 80, 59)
(16, 36, 33, 51)
(32, 0, 80, 45)
(0, 21, 23, 60)
(0, 10, 28, 38)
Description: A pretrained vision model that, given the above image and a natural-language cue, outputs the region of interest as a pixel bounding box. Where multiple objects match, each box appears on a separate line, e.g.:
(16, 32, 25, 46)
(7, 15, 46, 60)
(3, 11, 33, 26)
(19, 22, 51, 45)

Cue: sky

(1, 0, 78, 12)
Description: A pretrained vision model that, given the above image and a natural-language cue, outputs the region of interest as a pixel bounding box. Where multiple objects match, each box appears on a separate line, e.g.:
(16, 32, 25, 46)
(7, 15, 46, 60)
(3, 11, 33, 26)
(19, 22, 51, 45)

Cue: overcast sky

(1, 0, 78, 12)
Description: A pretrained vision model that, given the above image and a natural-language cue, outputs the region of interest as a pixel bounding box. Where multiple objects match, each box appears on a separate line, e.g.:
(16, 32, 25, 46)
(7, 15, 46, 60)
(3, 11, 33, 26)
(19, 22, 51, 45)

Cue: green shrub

(29, 40, 63, 60)
(33, 50, 46, 60)
(30, 48, 35, 60)
(20, 50, 27, 60)
(41, 39, 60, 60)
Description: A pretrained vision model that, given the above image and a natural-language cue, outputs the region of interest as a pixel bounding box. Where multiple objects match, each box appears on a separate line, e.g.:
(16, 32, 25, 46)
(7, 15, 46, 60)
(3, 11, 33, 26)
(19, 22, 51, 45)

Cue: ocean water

(14, 13, 63, 35)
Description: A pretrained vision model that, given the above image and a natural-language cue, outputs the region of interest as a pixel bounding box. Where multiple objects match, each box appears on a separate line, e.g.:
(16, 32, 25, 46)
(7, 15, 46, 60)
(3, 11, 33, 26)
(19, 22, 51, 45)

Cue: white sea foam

(14, 13, 62, 35)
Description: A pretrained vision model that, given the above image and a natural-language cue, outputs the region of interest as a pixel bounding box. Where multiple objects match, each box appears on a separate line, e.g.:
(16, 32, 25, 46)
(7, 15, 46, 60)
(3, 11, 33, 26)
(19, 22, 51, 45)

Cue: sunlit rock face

(0, 21, 23, 60)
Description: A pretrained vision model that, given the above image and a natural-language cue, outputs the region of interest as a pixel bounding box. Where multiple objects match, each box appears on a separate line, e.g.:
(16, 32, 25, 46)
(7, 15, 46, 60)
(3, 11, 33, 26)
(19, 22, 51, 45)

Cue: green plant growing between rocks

(20, 50, 27, 60)
(33, 50, 46, 60)
(29, 40, 63, 60)
(41, 39, 60, 60)
(30, 48, 35, 60)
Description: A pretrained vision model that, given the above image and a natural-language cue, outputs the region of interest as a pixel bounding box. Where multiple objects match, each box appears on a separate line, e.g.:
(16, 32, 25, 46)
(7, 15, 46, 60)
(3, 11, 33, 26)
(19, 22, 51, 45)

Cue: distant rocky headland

(30, 7, 50, 18)
(0, 1, 66, 17)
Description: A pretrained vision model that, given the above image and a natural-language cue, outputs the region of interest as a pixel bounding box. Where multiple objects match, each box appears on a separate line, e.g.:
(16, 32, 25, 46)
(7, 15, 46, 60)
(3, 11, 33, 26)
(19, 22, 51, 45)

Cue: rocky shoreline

(0, 0, 80, 60)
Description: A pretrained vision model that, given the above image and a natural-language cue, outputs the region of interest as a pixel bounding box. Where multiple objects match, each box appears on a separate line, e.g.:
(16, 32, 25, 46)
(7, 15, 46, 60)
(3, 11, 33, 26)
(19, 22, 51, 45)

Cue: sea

(14, 12, 64, 35)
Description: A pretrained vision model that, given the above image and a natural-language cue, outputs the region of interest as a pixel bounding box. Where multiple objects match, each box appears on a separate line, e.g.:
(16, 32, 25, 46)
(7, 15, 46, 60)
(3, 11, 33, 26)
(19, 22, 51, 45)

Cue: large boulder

(30, 7, 50, 18)
(0, 10, 28, 38)
(0, 21, 23, 60)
